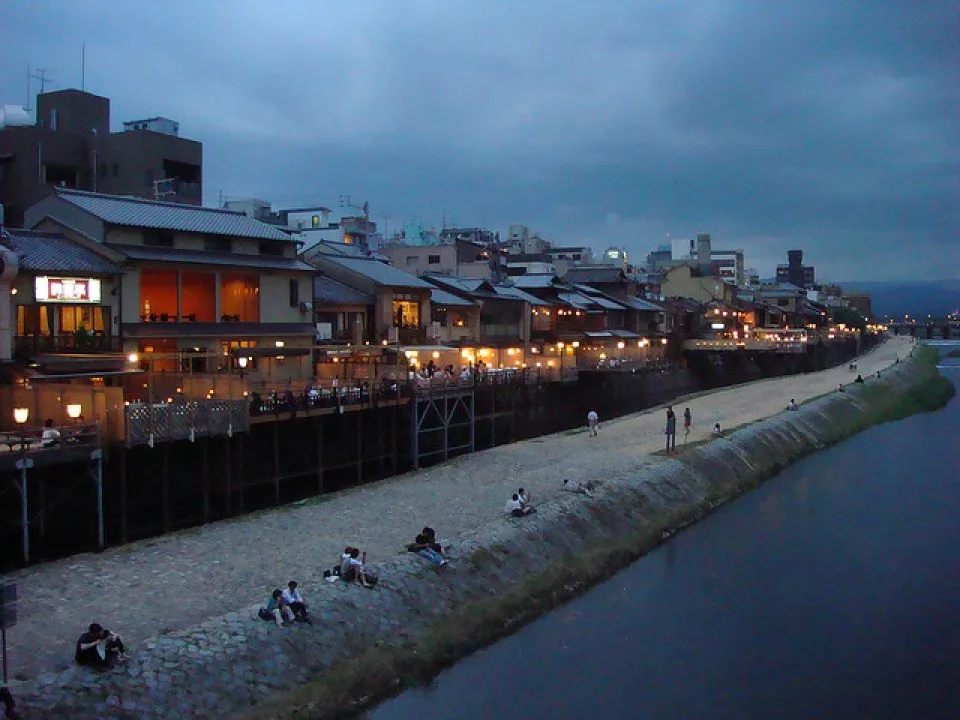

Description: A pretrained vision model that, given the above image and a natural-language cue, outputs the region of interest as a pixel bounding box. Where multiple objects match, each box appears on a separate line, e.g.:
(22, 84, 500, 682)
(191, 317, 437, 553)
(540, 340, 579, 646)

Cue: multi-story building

(23, 188, 315, 382)
(0, 89, 202, 227)
(776, 250, 815, 289)
(380, 239, 497, 280)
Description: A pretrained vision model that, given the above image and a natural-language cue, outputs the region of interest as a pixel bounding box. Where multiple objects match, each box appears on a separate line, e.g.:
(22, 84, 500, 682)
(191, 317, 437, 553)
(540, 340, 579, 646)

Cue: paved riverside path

(2, 338, 912, 684)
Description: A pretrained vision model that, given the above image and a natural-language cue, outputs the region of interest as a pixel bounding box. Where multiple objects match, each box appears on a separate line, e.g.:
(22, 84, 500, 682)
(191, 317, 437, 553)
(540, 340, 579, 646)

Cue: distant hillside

(834, 280, 960, 318)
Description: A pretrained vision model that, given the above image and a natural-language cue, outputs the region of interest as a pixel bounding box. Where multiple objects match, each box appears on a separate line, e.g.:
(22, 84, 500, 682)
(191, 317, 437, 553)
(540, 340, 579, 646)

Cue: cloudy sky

(2, 0, 956, 281)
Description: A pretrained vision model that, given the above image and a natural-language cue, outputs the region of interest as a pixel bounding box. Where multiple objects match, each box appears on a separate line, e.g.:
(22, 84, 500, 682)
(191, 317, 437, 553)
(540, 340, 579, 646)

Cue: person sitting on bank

(518, 487, 533, 510)
(855, 374, 865, 384)
(41, 419, 62, 448)
(75, 623, 126, 669)
(713, 422, 722, 437)
(838, 384, 846, 393)
(562, 478, 595, 498)
(342, 548, 376, 588)
(787, 399, 799, 411)
(281, 581, 310, 623)
(505, 493, 535, 517)
(410, 527, 448, 566)
(262, 588, 296, 628)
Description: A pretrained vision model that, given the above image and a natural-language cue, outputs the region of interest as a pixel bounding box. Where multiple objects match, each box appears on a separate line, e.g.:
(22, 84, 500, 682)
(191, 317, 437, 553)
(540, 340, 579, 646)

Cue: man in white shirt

(281, 581, 310, 623)
(587, 410, 599, 437)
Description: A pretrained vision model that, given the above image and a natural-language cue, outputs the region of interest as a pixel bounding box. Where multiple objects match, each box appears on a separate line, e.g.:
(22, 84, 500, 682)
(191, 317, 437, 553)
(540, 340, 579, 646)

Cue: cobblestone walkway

(0, 338, 911, 717)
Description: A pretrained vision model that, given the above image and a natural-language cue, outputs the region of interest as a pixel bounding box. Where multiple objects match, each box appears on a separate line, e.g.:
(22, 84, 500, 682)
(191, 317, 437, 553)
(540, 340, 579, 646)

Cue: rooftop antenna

(30, 68, 53, 95)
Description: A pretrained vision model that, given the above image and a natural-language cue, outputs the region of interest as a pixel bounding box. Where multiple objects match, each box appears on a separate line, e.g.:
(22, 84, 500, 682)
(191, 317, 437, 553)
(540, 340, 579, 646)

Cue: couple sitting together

(259, 581, 311, 627)
(505, 488, 536, 517)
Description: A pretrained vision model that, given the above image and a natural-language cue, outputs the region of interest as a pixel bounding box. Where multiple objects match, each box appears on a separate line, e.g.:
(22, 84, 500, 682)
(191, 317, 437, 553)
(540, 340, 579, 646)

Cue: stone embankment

(8, 338, 952, 720)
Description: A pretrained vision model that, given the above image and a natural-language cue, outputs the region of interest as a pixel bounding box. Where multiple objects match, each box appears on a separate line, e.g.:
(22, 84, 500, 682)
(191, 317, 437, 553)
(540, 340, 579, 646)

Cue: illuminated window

(311, 215, 320, 228)
(392, 293, 420, 328)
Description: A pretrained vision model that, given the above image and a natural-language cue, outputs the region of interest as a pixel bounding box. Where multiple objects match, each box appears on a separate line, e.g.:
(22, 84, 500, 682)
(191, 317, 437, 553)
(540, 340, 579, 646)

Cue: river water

(365, 350, 960, 720)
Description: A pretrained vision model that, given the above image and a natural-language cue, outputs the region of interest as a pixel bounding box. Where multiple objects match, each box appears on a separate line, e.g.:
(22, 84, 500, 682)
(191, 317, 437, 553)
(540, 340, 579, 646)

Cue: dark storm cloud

(1, 0, 956, 280)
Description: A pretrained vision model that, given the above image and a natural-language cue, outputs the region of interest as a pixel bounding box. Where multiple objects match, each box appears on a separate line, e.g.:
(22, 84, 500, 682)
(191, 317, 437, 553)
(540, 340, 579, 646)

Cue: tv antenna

(339, 194, 370, 223)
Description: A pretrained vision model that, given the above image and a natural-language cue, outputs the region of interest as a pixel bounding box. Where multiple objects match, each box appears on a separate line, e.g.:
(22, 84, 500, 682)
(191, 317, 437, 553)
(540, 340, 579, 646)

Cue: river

(364, 348, 960, 720)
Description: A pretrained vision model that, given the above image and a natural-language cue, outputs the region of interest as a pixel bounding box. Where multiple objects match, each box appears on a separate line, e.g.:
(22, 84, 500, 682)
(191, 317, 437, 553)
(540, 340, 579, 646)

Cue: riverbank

(3, 337, 941, 719)
(243, 343, 955, 720)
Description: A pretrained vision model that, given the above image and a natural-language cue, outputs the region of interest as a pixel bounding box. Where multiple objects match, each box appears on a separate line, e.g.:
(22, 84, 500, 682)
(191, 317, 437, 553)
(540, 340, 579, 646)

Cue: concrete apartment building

(0, 89, 201, 227)
(23, 189, 315, 382)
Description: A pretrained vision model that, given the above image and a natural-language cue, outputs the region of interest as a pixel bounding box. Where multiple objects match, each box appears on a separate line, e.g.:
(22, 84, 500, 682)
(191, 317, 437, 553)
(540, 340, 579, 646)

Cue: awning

(610, 329, 641, 338)
(585, 331, 614, 339)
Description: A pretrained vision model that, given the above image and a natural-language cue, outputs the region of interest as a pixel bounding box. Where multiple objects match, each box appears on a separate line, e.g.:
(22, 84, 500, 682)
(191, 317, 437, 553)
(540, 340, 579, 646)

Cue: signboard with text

(34, 276, 102, 304)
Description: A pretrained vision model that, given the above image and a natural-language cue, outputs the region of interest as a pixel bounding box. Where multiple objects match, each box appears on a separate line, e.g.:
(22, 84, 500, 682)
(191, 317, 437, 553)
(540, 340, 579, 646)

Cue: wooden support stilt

(390, 399, 398, 473)
(37, 478, 45, 540)
(223, 437, 232, 514)
(237, 434, 244, 512)
(162, 443, 170, 533)
(272, 422, 280, 505)
(356, 411, 363, 485)
(120, 447, 128, 544)
(202, 441, 210, 524)
(316, 419, 324, 494)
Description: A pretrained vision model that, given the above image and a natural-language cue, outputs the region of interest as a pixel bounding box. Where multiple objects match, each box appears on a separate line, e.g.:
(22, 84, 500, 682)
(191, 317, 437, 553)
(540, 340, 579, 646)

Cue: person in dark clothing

(665, 406, 677, 454)
(75, 623, 125, 669)
(0, 685, 19, 719)
(855, 374, 865, 384)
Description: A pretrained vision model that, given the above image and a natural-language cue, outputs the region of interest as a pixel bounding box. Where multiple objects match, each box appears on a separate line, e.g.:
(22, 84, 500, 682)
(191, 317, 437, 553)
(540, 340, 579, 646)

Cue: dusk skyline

(1, 0, 956, 281)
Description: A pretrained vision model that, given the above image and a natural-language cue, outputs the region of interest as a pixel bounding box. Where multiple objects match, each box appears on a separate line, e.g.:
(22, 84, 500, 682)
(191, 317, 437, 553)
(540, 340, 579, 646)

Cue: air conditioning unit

(387, 327, 399, 343)
(428, 321, 441, 340)
(299, 300, 313, 313)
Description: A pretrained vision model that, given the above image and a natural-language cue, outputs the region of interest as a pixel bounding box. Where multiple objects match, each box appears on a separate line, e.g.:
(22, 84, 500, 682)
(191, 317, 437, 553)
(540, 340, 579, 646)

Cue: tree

(831, 305, 867, 332)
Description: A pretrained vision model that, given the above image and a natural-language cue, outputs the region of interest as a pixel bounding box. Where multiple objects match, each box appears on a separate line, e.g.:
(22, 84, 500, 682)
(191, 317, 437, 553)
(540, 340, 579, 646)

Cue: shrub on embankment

(239, 349, 954, 720)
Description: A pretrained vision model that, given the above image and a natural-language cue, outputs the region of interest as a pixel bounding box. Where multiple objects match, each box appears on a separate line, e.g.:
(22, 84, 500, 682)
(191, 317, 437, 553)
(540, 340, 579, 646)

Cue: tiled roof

(53, 189, 294, 241)
(614, 295, 664, 312)
(430, 288, 477, 307)
(491, 285, 552, 306)
(110, 245, 315, 271)
(313, 276, 375, 306)
(424, 274, 489, 294)
(563, 267, 627, 284)
(512, 274, 559, 289)
(320, 255, 435, 288)
(2, 229, 121, 275)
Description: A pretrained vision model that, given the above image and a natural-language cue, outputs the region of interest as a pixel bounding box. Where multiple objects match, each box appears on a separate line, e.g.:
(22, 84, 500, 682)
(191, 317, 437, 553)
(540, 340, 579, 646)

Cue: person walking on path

(682, 408, 691, 444)
(587, 410, 599, 437)
(665, 406, 677, 454)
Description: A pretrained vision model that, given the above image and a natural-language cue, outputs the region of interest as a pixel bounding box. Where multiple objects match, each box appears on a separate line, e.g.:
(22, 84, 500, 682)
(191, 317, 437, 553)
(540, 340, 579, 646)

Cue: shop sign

(34, 276, 102, 304)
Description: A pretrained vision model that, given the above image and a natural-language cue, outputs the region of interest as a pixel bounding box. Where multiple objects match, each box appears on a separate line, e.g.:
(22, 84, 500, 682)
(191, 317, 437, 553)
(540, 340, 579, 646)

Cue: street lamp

(66, 403, 82, 422)
(238, 356, 248, 369)
(13, 408, 29, 426)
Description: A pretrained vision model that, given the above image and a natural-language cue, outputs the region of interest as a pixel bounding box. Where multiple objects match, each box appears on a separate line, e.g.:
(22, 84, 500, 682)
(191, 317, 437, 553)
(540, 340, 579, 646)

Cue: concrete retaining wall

(18, 358, 942, 719)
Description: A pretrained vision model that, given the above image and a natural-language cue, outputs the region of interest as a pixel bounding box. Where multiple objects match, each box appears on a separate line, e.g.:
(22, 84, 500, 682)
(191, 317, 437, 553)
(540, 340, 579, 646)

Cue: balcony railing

(15, 334, 121, 354)
(124, 400, 249, 447)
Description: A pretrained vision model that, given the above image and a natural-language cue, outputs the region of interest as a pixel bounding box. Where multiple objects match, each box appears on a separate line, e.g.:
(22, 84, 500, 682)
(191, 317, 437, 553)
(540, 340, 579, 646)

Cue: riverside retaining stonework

(8, 340, 945, 719)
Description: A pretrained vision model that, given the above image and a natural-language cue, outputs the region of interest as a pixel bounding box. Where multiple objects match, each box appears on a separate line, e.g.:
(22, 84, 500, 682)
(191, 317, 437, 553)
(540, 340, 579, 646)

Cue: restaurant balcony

(15, 333, 121, 355)
(0, 421, 102, 471)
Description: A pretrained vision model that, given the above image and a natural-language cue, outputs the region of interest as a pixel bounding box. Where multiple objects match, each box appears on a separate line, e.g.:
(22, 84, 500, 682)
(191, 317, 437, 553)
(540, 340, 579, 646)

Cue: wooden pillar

(37, 478, 45, 539)
(390, 399, 398, 473)
(120, 447, 128, 544)
(162, 443, 170, 533)
(491, 385, 497, 447)
(224, 437, 232, 514)
(443, 393, 449, 461)
(237, 434, 244, 512)
(316, 418, 324, 494)
(273, 422, 280, 505)
(356, 410, 363, 485)
(202, 441, 210, 523)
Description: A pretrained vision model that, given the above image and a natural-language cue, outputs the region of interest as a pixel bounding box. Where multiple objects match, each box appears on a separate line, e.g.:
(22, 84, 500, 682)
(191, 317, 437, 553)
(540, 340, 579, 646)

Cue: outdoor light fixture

(66, 403, 82, 419)
(432, 351, 440, 359)
(275, 341, 285, 348)
(661, 338, 668, 345)
(557, 342, 565, 350)
(10, 288, 17, 295)
(127, 352, 139, 363)
(617, 341, 625, 350)
(238, 356, 249, 369)
(572, 341, 580, 348)
(14, 407, 29, 425)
